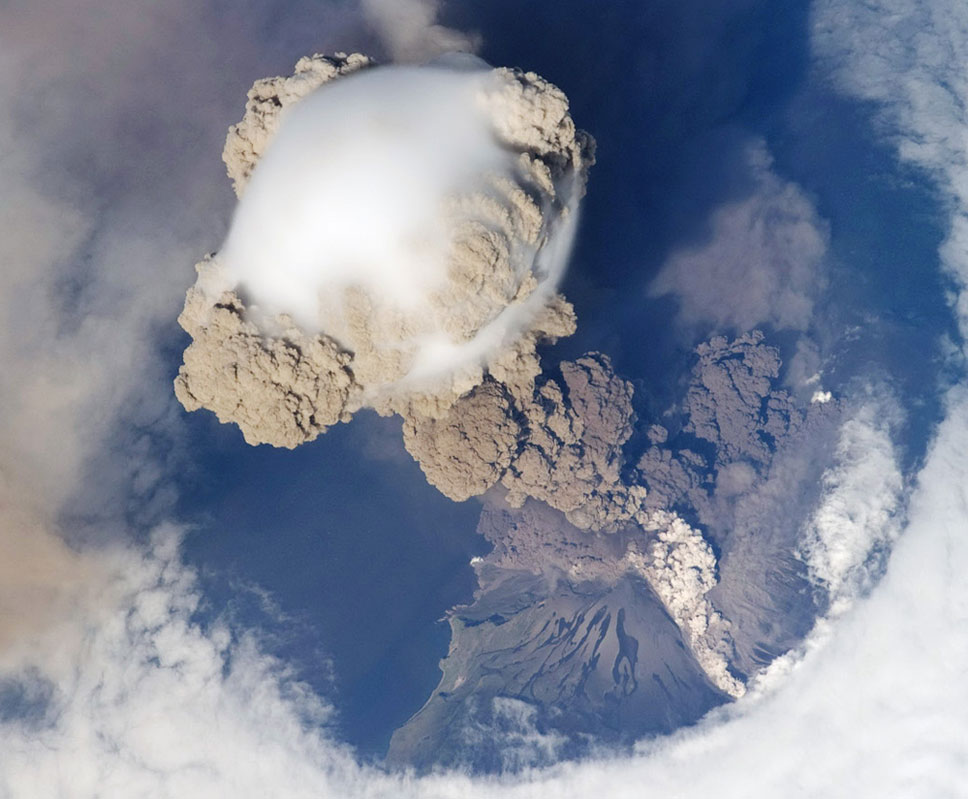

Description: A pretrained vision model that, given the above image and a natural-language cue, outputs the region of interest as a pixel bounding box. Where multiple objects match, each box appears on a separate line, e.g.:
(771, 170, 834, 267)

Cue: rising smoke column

(174, 53, 594, 447)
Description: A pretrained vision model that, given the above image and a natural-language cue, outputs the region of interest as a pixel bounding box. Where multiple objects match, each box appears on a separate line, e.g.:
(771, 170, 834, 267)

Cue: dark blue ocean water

(177, 410, 488, 756)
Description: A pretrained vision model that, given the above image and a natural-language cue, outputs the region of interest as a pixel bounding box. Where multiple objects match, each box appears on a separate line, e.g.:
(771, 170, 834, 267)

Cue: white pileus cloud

(216, 62, 575, 381)
(222, 67, 506, 331)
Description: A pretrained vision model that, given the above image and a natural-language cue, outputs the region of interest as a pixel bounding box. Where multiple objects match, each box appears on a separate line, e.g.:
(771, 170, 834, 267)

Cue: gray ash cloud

(684, 331, 803, 465)
(406, 352, 642, 531)
(636, 331, 830, 517)
(175, 54, 593, 450)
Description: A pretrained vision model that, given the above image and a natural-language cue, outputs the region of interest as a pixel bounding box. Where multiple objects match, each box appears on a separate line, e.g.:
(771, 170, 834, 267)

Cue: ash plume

(403, 352, 643, 530)
(175, 53, 593, 449)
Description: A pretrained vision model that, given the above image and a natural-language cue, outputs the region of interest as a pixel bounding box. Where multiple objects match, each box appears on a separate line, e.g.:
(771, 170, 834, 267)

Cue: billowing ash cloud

(387, 331, 848, 765)
(403, 352, 642, 530)
(175, 53, 593, 448)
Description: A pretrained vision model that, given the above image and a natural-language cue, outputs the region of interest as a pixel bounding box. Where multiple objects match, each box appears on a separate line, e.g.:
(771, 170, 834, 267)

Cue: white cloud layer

(0, 391, 964, 797)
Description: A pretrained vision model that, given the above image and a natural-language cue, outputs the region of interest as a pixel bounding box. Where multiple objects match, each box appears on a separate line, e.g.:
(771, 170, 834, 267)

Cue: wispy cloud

(649, 139, 829, 333)
(813, 0, 968, 324)
(360, 0, 478, 62)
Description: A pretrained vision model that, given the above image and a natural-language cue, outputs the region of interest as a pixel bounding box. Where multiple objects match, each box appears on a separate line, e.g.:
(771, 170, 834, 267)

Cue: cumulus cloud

(175, 54, 592, 447)
(798, 397, 904, 613)
(649, 139, 829, 332)
(0, 528, 363, 799)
